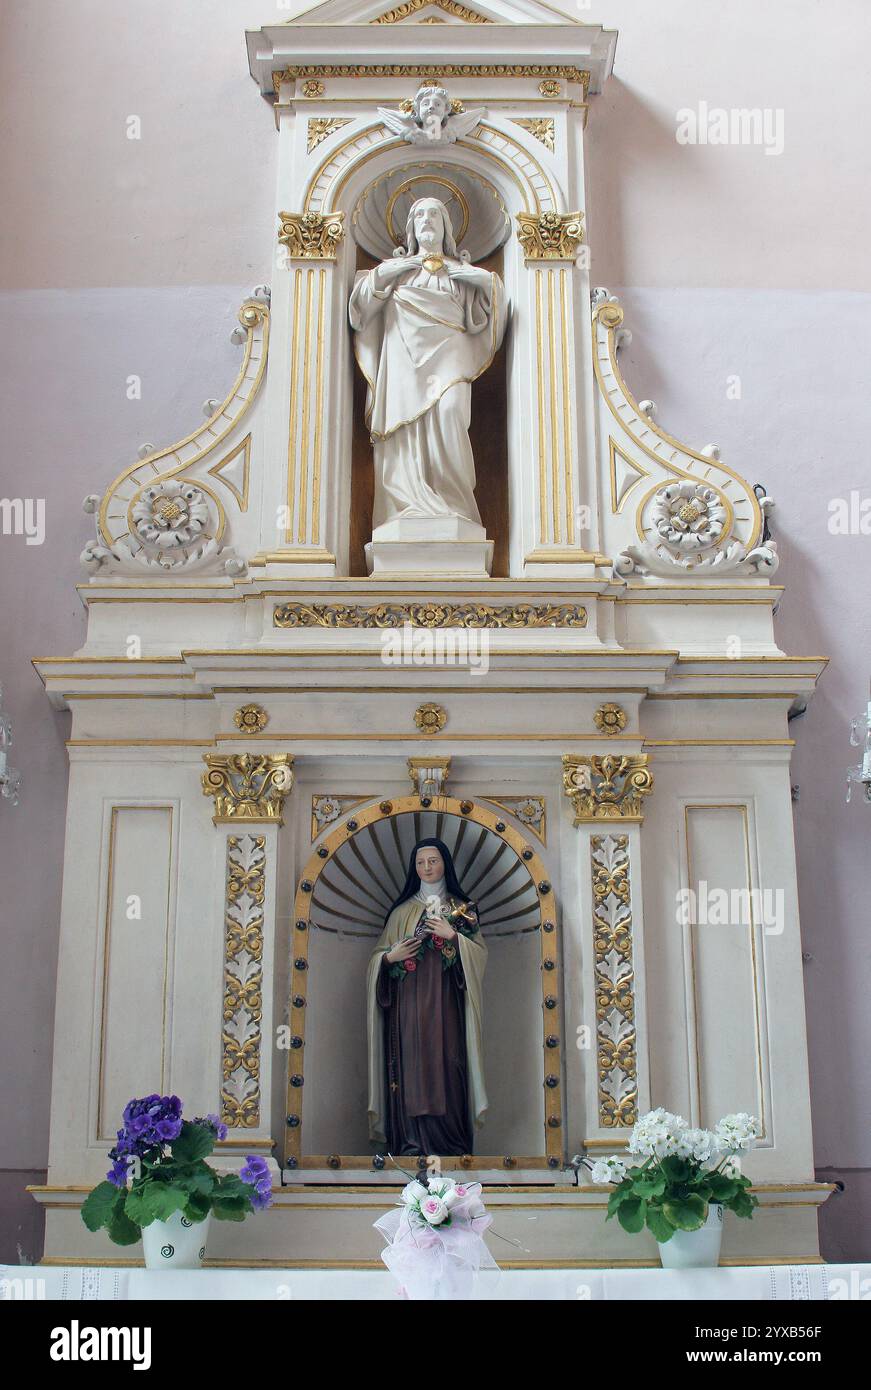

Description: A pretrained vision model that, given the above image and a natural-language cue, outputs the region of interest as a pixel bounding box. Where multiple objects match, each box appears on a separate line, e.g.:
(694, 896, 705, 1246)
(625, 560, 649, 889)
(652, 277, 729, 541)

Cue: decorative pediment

(273, 0, 584, 25)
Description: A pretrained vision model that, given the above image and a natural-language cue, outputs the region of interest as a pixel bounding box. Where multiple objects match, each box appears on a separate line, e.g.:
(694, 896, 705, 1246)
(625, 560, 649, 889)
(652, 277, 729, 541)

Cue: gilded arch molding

(284, 793, 563, 1171)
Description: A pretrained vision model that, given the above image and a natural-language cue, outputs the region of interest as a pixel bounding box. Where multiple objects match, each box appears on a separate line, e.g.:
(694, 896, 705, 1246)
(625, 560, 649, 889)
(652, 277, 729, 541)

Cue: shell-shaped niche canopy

(310, 808, 541, 940)
(351, 162, 511, 263)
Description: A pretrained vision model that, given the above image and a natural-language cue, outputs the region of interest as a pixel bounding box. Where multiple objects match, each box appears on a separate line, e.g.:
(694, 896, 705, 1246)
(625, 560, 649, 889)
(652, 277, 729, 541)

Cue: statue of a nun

(366, 838, 488, 1155)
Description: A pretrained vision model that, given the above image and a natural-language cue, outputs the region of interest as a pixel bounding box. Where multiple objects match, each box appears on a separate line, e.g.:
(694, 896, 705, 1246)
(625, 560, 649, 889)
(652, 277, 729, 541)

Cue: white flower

(590, 1157, 627, 1184)
(677, 1128, 720, 1164)
(420, 1195, 449, 1225)
(714, 1113, 761, 1153)
(628, 1108, 688, 1158)
(401, 1180, 427, 1205)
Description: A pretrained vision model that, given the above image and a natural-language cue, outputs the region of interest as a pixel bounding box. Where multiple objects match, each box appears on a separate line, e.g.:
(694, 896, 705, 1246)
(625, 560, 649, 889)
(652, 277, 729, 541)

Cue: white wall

(1, 0, 868, 1258)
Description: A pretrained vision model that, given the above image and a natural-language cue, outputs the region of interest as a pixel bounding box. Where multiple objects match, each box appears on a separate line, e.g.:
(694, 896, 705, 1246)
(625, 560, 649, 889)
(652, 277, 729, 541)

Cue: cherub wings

(377, 106, 487, 145)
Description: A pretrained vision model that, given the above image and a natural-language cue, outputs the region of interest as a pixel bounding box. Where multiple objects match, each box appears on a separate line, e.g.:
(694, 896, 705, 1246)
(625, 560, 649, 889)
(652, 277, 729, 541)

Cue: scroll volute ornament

(278, 211, 346, 261)
(561, 754, 653, 824)
(203, 753, 294, 825)
(516, 211, 585, 262)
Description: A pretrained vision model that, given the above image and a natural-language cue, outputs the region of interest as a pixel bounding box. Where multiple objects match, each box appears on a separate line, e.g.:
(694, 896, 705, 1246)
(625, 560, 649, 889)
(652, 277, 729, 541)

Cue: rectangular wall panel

(96, 806, 174, 1140)
(684, 804, 769, 1138)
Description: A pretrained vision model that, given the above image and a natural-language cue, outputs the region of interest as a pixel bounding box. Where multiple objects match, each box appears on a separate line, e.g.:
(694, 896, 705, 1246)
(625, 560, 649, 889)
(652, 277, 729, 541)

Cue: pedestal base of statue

(365, 516, 494, 578)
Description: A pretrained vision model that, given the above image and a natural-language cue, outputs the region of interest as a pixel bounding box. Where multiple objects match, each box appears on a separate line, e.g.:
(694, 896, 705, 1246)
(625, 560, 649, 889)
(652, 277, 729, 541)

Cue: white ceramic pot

(141, 1210, 211, 1270)
(657, 1202, 723, 1269)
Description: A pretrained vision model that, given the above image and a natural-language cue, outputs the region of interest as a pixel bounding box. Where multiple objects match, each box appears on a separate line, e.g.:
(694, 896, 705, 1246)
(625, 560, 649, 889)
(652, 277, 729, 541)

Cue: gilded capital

(562, 754, 653, 824)
(203, 753, 294, 825)
(517, 211, 585, 263)
(278, 211, 345, 261)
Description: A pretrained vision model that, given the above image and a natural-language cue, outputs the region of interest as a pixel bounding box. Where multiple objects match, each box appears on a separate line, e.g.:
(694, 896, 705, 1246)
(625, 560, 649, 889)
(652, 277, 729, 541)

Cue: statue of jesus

(349, 197, 506, 532)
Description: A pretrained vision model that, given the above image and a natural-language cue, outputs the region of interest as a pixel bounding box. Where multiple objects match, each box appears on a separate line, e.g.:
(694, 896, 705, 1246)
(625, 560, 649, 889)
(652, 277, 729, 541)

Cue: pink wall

(1, 0, 868, 1259)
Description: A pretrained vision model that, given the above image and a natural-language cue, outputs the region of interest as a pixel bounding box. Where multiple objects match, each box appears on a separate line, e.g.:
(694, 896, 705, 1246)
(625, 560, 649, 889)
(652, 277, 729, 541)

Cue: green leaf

(170, 1121, 214, 1165)
(617, 1196, 647, 1234)
(645, 1203, 676, 1243)
(632, 1174, 667, 1200)
(705, 1174, 740, 1202)
(81, 1182, 123, 1233)
(730, 1190, 758, 1219)
(211, 1198, 249, 1223)
(663, 1194, 707, 1231)
(125, 1182, 188, 1226)
(181, 1165, 216, 1196)
(184, 1190, 212, 1223)
(106, 1207, 141, 1246)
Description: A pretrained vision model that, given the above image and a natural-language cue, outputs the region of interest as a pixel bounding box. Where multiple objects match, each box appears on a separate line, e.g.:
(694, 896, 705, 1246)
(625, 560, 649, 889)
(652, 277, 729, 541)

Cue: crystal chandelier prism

(846, 699, 871, 803)
(0, 685, 20, 805)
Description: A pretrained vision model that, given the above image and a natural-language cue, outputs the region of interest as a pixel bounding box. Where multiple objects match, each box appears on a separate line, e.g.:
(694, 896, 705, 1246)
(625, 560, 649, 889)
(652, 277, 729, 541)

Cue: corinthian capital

(561, 754, 653, 825)
(202, 754, 294, 825)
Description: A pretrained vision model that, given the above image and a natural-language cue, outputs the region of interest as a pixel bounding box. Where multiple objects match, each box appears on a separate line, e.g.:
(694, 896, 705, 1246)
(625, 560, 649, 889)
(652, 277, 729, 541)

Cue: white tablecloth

(2, 1264, 867, 1300)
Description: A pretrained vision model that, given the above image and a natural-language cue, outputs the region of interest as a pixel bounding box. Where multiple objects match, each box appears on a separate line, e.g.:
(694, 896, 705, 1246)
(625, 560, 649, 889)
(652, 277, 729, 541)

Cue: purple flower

(240, 1155, 273, 1209)
(206, 1113, 228, 1142)
(107, 1157, 129, 1188)
(155, 1116, 183, 1141)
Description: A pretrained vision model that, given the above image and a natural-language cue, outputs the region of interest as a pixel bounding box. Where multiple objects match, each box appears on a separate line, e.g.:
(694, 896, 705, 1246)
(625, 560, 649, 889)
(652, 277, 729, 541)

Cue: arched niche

(300, 121, 554, 576)
(285, 795, 563, 1173)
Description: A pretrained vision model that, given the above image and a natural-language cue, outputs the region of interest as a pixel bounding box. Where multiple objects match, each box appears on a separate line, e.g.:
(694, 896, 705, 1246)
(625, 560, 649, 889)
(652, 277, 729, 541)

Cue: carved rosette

(274, 601, 587, 629)
(234, 703, 269, 735)
(278, 211, 346, 261)
(562, 754, 653, 824)
(593, 703, 627, 737)
(221, 834, 265, 1129)
(591, 834, 638, 1128)
(202, 754, 294, 825)
(651, 480, 728, 554)
(516, 211, 585, 262)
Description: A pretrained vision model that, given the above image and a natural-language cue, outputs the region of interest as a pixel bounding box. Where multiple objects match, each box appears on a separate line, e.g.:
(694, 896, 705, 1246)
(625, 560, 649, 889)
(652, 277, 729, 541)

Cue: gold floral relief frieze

(517, 211, 585, 262)
(510, 118, 555, 152)
(221, 834, 265, 1130)
(591, 833, 638, 1128)
(273, 601, 587, 629)
(371, 0, 492, 20)
(306, 117, 352, 153)
(562, 754, 653, 824)
(272, 65, 591, 93)
(278, 211, 346, 261)
(202, 754, 294, 825)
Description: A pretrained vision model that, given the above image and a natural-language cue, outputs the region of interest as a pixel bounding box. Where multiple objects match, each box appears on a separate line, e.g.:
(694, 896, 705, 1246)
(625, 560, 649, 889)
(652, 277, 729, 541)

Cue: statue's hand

(447, 263, 490, 290)
(425, 914, 457, 941)
(379, 256, 418, 282)
(386, 936, 424, 963)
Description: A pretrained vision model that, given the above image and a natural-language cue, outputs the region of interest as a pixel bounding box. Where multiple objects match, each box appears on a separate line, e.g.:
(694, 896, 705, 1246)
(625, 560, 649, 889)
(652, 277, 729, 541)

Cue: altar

(28, 1, 831, 1275)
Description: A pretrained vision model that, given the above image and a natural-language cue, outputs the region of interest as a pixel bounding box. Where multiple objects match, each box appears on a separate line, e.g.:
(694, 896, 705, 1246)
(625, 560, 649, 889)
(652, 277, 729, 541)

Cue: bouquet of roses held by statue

(388, 896, 480, 980)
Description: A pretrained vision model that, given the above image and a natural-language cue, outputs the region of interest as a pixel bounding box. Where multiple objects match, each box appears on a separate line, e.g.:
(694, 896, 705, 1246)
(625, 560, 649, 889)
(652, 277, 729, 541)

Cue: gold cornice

(562, 754, 653, 824)
(273, 65, 590, 94)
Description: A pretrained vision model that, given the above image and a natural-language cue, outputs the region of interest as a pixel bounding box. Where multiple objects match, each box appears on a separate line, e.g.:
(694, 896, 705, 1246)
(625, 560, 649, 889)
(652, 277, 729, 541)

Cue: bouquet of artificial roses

(374, 1173, 498, 1299)
(388, 896, 480, 980)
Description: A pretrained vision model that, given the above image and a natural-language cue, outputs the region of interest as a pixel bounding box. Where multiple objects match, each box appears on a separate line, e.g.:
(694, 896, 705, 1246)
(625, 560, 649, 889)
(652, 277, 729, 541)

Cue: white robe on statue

(349, 260, 505, 528)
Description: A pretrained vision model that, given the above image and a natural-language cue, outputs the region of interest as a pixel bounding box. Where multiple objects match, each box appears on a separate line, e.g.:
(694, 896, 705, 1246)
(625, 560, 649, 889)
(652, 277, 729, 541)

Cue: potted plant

(589, 1108, 760, 1268)
(81, 1095, 273, 1268)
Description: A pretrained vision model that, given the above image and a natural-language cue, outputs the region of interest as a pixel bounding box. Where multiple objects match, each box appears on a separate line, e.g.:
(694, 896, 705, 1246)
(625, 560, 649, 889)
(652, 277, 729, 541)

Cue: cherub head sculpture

(413, 85, 451, 129)
(402, 197, 459, 258)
